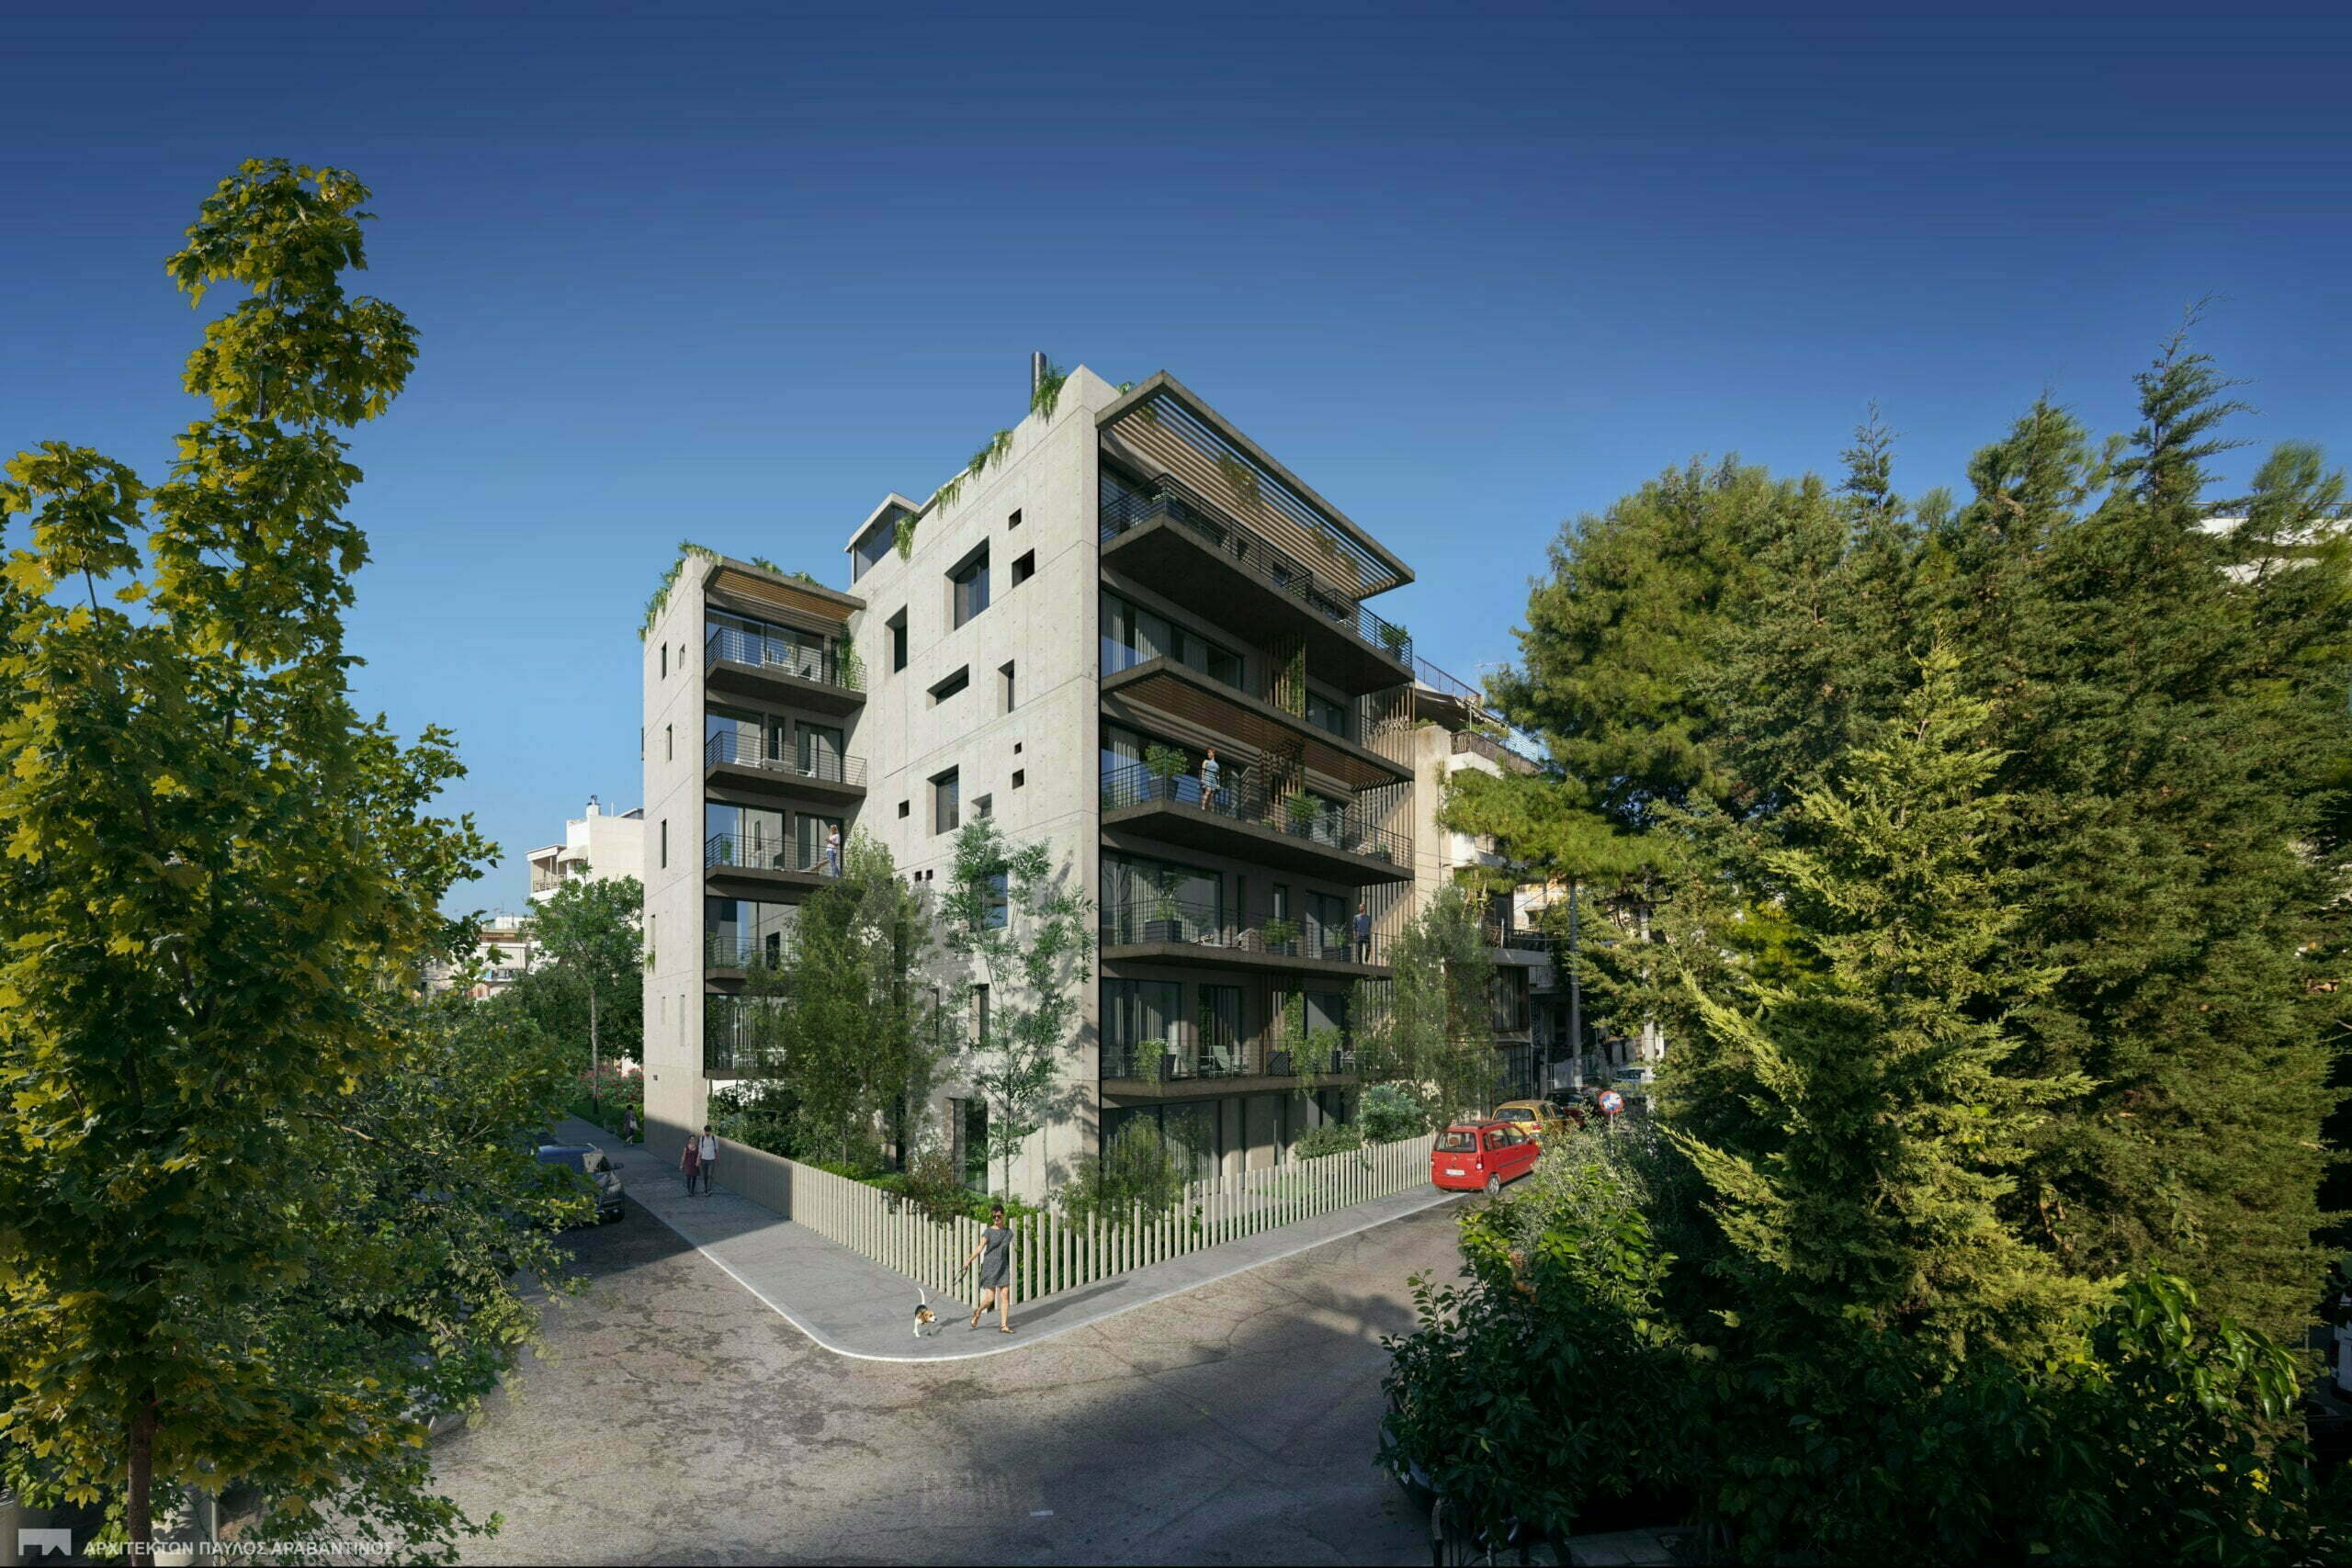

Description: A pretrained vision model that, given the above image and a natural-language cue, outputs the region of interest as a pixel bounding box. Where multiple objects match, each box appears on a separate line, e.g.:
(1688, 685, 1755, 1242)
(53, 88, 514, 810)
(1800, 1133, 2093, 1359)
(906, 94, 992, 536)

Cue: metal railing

(704, 832, 842, 876)
(1100, 473, 1412, 666)
(1480, 919, 1552, 952)
(704, 930, 797, 969)
(1101, 1039, 1358, 1082)
(705, 625, 864, 692)
(1099, 897, 1390, 966)
(702, 729, 867, 785)
(1098, 761, 1408, 866)
(705, 995, 788, 1077)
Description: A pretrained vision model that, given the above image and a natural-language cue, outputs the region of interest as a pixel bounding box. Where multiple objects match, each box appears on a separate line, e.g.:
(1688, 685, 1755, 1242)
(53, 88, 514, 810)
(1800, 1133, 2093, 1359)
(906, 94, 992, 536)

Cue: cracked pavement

(435, 1194, 1468, 1564)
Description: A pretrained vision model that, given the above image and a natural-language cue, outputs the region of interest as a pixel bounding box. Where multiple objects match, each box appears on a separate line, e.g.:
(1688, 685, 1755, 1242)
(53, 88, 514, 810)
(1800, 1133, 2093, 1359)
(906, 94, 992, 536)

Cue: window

(888, 609, 908, 672)
(797, 814, 845, 874)
(1012, 769, 1024, 790)
(931, 666, 969, 704)
(1012, 549, 1035, 585)
(660, 818, 668, 869)
(1001, 660, 1016, 713)
(707, 801, 786, 866)
(973, 983, 989, 1043)
(974, 794, 993, 819)
(1099, 590, 1243, 688)
(898, 799, 910, 818)
(1008, 509, 1022, 529)
(950, 545, 989, 628)
(661, 644, 668, 678)
(664, 724, 673, 761)
(1199, 985, 1244, 1074)
(1306, 690, 1348, 738)
(1102, 979, 1182, 1079)
(797, 722, 845, 781)
(852, 518, 895, 581)
(959, 1099, 989, 1190)
(933, 768, 960, 834)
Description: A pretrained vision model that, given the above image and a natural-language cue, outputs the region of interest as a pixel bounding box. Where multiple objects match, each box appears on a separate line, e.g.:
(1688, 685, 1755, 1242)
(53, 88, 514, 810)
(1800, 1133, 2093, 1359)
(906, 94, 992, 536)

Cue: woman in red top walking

(679, 1130, 704, 1195)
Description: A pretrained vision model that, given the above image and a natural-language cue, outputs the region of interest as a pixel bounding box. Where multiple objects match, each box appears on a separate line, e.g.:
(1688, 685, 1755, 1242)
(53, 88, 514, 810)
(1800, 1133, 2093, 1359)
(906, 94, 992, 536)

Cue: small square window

(1008, 509, 1022, 529)
(949, 545, 989, 628)
(899, 800, 910, 818)
(1012, 549, 1035, 586)
(1012, 769, 1025, 789)
(974, 794, 993, 819)
(932, 666, 970, 704)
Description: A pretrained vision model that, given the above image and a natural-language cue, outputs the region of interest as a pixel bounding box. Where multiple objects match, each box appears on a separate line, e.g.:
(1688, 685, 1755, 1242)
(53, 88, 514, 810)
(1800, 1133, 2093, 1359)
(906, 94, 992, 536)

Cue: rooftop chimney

(586, 795, 600, 817)
(1031, 351, 1047, 396)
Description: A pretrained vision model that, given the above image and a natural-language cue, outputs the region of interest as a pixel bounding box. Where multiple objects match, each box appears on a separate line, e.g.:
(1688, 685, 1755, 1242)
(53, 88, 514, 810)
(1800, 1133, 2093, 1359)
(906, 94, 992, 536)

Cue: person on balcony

(1352, 902, 1372, 963)
(825, 824, 842, 877)
(1199, 747, 1222, 809)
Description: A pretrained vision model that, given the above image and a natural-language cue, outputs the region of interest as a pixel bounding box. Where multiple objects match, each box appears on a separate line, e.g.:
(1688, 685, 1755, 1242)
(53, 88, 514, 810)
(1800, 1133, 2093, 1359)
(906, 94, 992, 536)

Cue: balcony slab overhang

(705, 657, 865, 714)
(1100, 1070, 1360, 1102)
(704, 758, 867, 804)
(1100, 942, 1390, 979)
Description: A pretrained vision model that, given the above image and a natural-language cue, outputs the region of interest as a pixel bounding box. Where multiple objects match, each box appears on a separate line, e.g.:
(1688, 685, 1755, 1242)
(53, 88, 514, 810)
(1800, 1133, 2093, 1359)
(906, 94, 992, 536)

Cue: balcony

(703, 730, 868, 801)
(1101, 657, 1411, 791)
(1099, 897, 1389, 976)
(1099, 472, 1412, 694)
(704, 832, 845, 894)
(1100, 1038, 1358, 1092)
(704, 929, 795, 976)
(1099, 761, 1411, 886)
(704, 625, 865, 713)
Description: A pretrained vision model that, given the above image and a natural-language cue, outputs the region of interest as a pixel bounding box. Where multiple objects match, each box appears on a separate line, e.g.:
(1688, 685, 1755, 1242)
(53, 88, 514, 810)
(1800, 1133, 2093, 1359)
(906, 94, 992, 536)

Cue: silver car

(536, 1144, 625, 1224)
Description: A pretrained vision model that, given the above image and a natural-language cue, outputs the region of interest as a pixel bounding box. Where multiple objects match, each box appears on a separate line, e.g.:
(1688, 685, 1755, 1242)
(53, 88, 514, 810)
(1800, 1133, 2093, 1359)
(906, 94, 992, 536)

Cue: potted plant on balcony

(1261, 915, 1299, 957)
(1144, 743, 1188, 804)
(1378, 620, 1410, 659)
(1283, 792, 1320, 837)
(1144, 875, 1184, 943)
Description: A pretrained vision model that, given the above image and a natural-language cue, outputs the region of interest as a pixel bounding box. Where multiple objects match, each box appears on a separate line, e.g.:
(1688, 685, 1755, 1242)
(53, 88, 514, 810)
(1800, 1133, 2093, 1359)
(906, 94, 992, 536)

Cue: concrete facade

(641, 364, 1430, 1200)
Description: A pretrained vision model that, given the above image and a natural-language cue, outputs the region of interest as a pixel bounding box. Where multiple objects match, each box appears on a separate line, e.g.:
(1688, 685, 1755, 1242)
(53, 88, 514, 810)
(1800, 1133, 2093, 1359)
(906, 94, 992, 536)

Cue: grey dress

(977, 1224, 1012, 1289)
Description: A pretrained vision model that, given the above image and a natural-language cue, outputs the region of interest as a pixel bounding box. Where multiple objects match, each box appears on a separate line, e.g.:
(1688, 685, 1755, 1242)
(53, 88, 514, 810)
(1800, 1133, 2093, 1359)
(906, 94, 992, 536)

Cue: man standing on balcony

(1199, 747, 1222, 809)
(1352, 901, 1372, 963)
(825, 823, 842, 877)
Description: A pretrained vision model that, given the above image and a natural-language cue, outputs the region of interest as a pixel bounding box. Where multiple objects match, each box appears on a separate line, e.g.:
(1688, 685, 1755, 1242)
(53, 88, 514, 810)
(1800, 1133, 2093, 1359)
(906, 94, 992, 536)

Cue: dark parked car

(536, 1144, 625, 1224)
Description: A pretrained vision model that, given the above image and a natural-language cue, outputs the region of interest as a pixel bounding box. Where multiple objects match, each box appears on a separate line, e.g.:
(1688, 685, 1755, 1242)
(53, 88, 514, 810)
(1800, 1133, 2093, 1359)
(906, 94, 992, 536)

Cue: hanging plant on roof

(641, 539, 718, 638)
(1031, 359, 1070, 420)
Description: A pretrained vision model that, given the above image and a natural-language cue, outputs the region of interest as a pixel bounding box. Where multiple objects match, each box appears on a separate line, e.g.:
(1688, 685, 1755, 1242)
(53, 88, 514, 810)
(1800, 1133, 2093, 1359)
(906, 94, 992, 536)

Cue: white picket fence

(718, 1131, 1440, 1305)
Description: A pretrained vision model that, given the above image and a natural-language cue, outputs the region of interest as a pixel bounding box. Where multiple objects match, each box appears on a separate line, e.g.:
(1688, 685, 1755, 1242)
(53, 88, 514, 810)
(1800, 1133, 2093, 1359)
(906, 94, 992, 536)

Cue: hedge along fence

(702, 1131, 1441, 1305)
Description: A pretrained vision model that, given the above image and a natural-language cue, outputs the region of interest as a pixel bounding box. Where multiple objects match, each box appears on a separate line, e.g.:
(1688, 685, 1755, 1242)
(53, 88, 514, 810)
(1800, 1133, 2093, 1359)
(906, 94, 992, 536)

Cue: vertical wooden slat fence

(705, 1131, 1441, 1310)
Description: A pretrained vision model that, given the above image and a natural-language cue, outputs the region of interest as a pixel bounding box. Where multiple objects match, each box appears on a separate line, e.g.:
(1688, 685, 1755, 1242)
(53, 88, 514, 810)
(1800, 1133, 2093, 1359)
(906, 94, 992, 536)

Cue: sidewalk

(560, 1118, 1462, 1362)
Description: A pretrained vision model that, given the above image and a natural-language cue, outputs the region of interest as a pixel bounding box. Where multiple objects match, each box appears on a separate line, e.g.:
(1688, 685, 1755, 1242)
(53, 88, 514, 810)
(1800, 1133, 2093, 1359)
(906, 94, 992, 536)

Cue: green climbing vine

(640, 539, 718, 638)
(1031, 359, 1070, 420)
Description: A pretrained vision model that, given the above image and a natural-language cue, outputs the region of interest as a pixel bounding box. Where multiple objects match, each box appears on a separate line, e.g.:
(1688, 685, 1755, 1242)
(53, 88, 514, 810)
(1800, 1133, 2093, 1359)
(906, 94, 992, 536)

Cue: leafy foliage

(639, 539, 717, 637)
(511, 874, 643, 1071)
(1353, 883, 1497, 1125)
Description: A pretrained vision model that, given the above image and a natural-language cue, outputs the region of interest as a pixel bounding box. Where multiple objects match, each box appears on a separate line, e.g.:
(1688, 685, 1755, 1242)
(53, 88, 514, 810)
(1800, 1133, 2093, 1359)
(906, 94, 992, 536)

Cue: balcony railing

(1100, 473, 1412, 666)
(1101, 1039, 1358, 1082)
(703, 730, 867, 785)
(1099, 897, 1389, 966)
(704, 626, 864, 692)
(1480, 919, 1552, 952)
(1099, 761, 1408, 866)
(704, 832, 842, 877)
(704, 930, 797, 970)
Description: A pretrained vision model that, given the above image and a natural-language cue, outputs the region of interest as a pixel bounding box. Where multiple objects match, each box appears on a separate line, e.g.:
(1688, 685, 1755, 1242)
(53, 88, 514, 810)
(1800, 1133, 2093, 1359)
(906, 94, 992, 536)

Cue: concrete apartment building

(526, 795, 646, 904)
(642, 364, 1454, 1195)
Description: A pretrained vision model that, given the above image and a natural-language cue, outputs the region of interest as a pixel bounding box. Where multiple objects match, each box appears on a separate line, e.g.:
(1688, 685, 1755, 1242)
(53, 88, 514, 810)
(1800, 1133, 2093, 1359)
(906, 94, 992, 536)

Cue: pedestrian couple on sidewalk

(680, 1125, 718, 1195)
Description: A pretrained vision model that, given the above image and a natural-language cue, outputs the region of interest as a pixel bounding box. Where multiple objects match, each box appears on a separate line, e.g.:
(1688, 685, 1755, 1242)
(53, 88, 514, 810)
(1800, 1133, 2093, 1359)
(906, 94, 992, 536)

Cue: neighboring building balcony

(1099, 472, 1412, 694)
(704, 625, 865, 713)
(1099, 897, 1390, 976)
(1099, 761, 1411, 886)
(703, 832, 845, 894)
(1099, 1037, 1359, 1094)
(703, 730, 868, 801)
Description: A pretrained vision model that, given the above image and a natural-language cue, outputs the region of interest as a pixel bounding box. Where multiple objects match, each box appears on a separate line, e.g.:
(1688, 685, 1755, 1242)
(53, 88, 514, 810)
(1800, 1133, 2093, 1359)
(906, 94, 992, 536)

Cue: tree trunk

(126, 1393, 158, 1554)
(589, 983, 600, 1109)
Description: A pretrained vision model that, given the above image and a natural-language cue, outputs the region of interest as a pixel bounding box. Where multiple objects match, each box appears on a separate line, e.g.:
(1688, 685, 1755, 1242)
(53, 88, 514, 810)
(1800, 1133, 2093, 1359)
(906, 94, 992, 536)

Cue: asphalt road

(435, 1190, 1469, 1565)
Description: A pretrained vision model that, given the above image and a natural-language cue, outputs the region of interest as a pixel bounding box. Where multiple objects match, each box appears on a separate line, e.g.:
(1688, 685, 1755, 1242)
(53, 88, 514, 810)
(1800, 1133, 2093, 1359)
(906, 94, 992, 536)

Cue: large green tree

(1469, 330, 2349, 1339)
(1355, 882, 1503, 1127)
(0, 162, 549, 1561)
(514, 872, 644, 1077)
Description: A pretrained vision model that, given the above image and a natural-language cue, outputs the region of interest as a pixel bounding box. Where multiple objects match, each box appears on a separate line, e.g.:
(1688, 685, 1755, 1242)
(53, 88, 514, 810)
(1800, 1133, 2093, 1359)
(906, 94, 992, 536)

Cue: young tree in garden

(1669, 649, 2107, 1362)
(1355, 883, 1499, 1127)
(0, 162, 536, 1560)
(770, 833, 939, 1167)
(522, 874, 644, 1089)
(939, 817, 1091, 1197)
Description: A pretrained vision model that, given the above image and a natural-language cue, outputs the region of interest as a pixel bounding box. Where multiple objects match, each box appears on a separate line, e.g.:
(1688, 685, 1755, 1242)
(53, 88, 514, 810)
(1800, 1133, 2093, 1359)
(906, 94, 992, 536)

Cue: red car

(1430, 1121, 1542, 1196)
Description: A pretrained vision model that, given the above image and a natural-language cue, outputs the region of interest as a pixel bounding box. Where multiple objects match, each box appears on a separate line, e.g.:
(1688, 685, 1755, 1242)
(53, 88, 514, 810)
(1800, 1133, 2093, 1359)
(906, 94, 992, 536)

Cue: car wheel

(1484, 1173, 1500, 1198)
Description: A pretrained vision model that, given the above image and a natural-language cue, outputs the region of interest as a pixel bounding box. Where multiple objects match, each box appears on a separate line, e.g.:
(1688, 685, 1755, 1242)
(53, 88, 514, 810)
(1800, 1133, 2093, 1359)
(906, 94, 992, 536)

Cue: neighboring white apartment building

(526, 796, 646, 903)
(641, 365, 1432, 1197)
(424, 911, 540, 998)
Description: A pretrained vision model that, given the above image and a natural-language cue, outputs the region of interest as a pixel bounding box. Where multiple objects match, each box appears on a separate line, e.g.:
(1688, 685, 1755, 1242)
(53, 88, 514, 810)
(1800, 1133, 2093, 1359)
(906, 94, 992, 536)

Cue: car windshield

(1498, 1107, 1533, 1122)
(1435, 1130, 1478, 1154)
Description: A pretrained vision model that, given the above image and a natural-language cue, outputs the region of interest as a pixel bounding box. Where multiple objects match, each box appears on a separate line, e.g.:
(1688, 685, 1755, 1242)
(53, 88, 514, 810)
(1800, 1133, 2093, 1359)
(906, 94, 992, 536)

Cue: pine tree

(1671, 649, 2105, 1362)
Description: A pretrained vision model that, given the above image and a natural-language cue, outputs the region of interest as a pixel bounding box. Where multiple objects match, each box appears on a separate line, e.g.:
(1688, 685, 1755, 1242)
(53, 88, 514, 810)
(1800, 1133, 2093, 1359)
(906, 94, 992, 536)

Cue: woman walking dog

(961, 1205, 1015, 1334)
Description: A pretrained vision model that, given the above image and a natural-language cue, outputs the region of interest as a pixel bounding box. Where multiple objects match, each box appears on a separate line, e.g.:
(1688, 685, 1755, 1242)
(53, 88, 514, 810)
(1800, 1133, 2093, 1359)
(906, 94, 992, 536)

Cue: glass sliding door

(1198, 985, 1245, 1076)
(797, 722, 845, 782)
(1102, 978, 1183, 1078)
(705, 802, 785, 867)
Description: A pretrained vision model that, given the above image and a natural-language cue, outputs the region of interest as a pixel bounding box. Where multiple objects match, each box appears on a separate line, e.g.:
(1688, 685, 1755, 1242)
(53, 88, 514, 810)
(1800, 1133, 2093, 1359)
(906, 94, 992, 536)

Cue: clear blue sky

(6, 1, 2348, 912)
